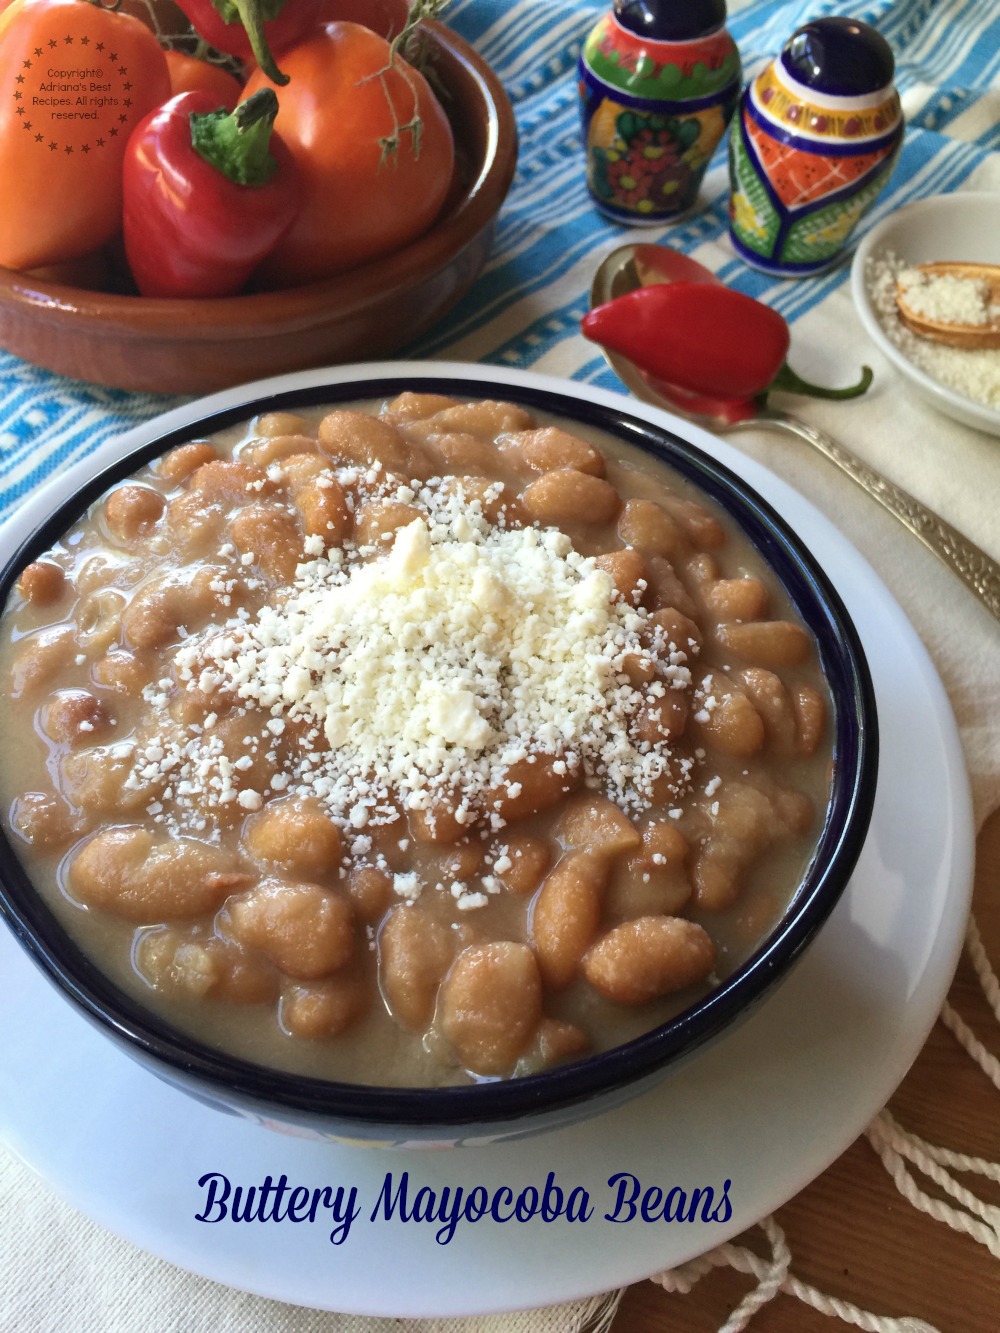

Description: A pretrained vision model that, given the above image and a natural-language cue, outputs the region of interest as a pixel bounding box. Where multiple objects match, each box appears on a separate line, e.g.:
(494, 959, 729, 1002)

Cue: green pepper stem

(236, 0, 287, 84)
(190, 89, 281, 187)
(770, 361, 874, 401)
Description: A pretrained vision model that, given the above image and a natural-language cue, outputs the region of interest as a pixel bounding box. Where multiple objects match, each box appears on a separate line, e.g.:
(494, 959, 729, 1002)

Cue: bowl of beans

(0, 366, 877, 1145)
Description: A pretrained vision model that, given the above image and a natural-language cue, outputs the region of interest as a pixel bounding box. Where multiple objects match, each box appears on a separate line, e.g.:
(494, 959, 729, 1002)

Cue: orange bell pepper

(0, 0, 170, 270)
(164, 49, 243, 109)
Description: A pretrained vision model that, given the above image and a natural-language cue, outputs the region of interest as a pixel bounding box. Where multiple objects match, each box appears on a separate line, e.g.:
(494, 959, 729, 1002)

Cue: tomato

(243, 21, 455, 285)
(0, 0, 171, 270)
(165, 49, 243, 108)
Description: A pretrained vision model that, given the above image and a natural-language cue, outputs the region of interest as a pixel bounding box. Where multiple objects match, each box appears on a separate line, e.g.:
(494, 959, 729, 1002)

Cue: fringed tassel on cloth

(646, 909, 1000, 1332)
(651, 1215, 938, 1333)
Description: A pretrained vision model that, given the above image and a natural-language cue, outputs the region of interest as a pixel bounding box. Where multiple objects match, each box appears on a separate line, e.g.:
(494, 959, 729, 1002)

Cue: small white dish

(851, 191, 1000, 437)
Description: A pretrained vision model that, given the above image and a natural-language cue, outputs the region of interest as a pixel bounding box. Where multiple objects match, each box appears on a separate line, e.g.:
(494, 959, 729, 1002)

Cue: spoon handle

(737, 411, 1000, 623)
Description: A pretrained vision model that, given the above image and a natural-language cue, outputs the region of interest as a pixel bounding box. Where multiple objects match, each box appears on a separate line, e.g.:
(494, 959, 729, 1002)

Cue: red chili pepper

(122, 89, 300, 299)
(582, 281, 872, 410)
(173, 0, 324, 85)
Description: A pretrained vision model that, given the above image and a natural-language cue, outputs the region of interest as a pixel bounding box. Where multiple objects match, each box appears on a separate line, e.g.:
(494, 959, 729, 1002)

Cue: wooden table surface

(612, 806, 1000, 1333)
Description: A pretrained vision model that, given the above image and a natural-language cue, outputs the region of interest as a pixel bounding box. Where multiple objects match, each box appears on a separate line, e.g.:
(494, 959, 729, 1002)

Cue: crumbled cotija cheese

(168, 476, 693, 830)
(897, 267, 995, 326)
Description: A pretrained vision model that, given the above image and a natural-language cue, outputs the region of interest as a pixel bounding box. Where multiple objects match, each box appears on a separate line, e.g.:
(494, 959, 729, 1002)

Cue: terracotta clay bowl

(0, 22, 516, 395)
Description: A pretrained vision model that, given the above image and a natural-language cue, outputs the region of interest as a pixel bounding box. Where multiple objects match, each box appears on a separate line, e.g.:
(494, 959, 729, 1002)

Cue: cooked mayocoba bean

(583, 916, 716, 1004)
(40, 688, 111, 747)
(346, 864, 394, 923)
(632, 690, 689, 745)
(617, 498, 683, 559)
(705, 577, 769, 622)
(378, 905, 459, 1031)
(10, 625, 77, 698)
(318, 409, 408, 470)
(384, 391, 461, 420)
(606, 821, 693, 921)
(121, 566, 230, 650)
(16, 560, 66, 606)
(158, 441, 219, 482)
(493, 834, 552, 895)
(555, 791, 641, 859)
(9, 791, 79, 849)
(644, 556, 697, 619)
(437, 941, 542, 1077)
(70, 827, 239, 920)
(428, 431, 500, 475)
(190, 458, 278, 503)
(92, 646, 154, 695)
(294, 476, 351, 543)
(792, 684, 827, 757)
(59, 745, 164, 816)
(522, 469, 621, 526)
(240, 433, 320, 467)
(408, 795, 468, 845)
(530, 850, 607, 990)
(254, 411, 311, 439)
(138, 929, 278, 1005)
(223, 880, 355, 980)
(716, 619, 812, 667)
(104, 485, 165, 542)
(595, 547, 648, 606)
(486, 754, 580, 823)
(420, 399, 535, 439)
(690, 670, 765, 759)
(441, 475, 528, 526)
(514, 1017, 590, 1076)
(280, 973, 367, 1039)
(228, 502, 304, 582)
(245, 796, 342, 878)
(353, 499, 422, 548)
(508, 426, 605, 477)
(279, 453, 332, 493)
(657, 495, 726, 550)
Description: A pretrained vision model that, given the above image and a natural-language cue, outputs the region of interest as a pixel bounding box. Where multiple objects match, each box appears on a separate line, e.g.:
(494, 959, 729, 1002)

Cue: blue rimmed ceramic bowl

(0, 364, 877, 1146)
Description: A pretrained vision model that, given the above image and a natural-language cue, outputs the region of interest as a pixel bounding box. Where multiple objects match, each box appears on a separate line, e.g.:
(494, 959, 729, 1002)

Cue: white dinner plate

(0, 364, 974, 1318)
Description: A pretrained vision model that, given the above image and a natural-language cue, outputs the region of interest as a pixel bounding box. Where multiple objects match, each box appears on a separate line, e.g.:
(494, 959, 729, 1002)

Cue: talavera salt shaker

(579, 0, 741, 224)
(728, 16, 903, 277)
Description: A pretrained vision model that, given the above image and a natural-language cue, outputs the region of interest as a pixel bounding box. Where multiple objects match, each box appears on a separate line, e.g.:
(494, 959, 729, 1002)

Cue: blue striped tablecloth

(1, 0, 997, 518)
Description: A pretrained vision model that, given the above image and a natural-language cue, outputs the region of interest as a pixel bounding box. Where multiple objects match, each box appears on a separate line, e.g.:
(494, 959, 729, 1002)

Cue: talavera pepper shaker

(579, 0, 741, 224)
(728, 16, 903, 276)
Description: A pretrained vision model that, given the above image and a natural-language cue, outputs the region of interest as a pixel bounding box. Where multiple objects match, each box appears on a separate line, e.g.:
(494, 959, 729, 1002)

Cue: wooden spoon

(895, 261, 1000, 349)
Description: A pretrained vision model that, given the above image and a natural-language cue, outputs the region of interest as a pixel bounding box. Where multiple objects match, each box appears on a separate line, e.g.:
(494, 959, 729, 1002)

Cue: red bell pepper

(122, 89, 300, 299)
(582, 269, 872, 419)
(173, 0, 324, 85)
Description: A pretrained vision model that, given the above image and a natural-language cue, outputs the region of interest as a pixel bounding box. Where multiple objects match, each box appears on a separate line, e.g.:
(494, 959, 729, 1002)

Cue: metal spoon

(895, 262, 1000, 349)
(591, 243, 1000, 624)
